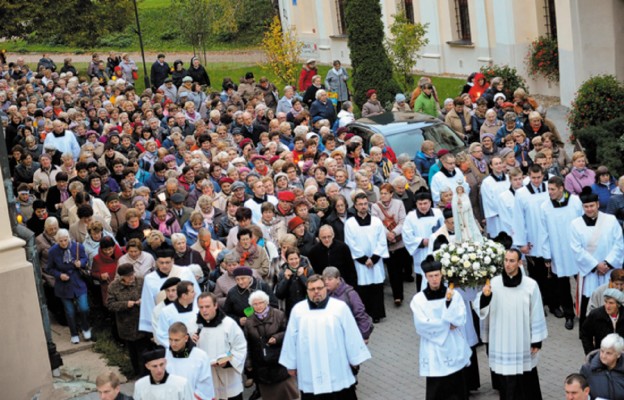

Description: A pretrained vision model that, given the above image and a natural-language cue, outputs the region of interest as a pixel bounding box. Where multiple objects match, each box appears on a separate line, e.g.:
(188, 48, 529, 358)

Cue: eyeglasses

(307, 286, 326, 292)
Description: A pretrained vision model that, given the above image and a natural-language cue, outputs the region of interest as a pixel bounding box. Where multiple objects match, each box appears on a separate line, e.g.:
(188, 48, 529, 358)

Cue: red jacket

(91, 244, 124, 304)
(298, 67, 317, 92)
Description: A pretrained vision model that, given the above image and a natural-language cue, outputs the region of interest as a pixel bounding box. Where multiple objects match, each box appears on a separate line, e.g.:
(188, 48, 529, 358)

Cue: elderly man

(280, 275, 371, 399)
(429, 152, 470, 203)
(44, 120, 81, 160)
(309, 89, 337, 127)
(190, 228, 225, 273)
(308, 225, 357, 287)
(581, 288, 624, 355)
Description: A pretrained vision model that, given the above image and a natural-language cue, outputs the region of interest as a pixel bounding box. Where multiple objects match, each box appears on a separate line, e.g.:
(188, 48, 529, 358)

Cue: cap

(142, 347, 166, 363)
(395, 93, 406, 102)
(233, 267, 253, 277)
(414, 187, 432, 202)
(170, 192, 185, 204)
(250, 154, 267, 163)
(274, 172, 287, 183)
(604, 288, 624, 305)
(160, 277, 181, 291)
(288, 216, 305, 232)
(231, 181, 246, 191)
(498, 148, 514, 159)
(218, 177, 234, 185)
(366, 89, 376, 98)
(580, 186, 599, 204)
(182, 76, 193, 82)
(156, 248, 175, 259)
(344, 133, 355, 141)
(245, 72, 254, 80)
(442, 207, 453, 220)
(179, 91, 189, 97)
(436, 149, 450, 158)
(306, 59, 316, 65)
(277, 190, 295, 202)
(481, 133, 495, 142)
(33, 200, 46, 210)
(163, 154, 176, 163)
(105, 193, 119, 203)
(421, 255, 442, 274)
(239, 138, 253, 149)
(164, 77, 172, 83)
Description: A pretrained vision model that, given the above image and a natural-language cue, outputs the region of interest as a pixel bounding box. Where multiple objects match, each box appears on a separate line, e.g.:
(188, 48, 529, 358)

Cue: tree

(261, 15, 303, 87)
(345, 0, 401, 109)
(385, 12, 429, 91)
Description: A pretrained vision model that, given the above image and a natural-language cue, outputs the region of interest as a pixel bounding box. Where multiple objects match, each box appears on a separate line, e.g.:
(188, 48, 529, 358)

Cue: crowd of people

(2, 51, 624, 400)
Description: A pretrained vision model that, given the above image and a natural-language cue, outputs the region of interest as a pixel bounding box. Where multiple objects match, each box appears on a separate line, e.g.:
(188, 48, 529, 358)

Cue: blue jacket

(47, 242, 89, 299)
(592, 180, 617, 212)
(414, 151, 436, 181)
(145, 172, 166, 192)
(309, 99, 337, 126)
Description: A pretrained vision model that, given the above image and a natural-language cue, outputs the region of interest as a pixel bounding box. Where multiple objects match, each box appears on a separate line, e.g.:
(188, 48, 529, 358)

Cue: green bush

(576, 116, 624, 175)
(480, 64, 529, 101)
(97, 32, 135, 49)
(345, 0, 401, 109)
(569, 75, 624, 132)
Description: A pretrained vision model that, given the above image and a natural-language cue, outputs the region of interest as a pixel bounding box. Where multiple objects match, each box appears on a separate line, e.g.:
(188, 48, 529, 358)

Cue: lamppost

(132, 0, 150, 90)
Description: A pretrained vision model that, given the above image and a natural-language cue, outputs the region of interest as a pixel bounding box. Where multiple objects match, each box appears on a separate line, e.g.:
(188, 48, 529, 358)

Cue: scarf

(236, 240, 259, 264)
(471, 156, 487, 174)
(255, 306, 270, 320)
(204, 247, 216, 270)
(62, 247, 73, 264)
(90, 184, 101, 195)
(60, 188, 70, 202)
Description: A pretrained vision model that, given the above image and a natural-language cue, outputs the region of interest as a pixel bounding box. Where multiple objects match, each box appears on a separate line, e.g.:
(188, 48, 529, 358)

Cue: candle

(446, 282, 454, 300)
(483, 278, 491, 296)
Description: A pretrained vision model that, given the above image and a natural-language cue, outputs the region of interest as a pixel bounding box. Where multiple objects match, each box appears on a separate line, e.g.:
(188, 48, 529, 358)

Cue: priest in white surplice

(540, 176, 583, 330)
(403, 189, 444, 291)
(497, 168, 524, 237)
(570, 186, 624, 328)
(280, 275, 371, 399)
(411, 255, 471, 400)
(134, 347, 194, 400)
(475, 248, 548, 400)
(344, 192, 389, 322)
(154, 281, 198, 346)
(480, 156, 509, 238)
(139, 249, 201, 333)
(430, 153, 470, 203)
(165, 322, 214, 400)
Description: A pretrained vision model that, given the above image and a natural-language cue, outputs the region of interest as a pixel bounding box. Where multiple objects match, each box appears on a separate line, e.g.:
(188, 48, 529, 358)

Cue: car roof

(349, 112, 441, 136)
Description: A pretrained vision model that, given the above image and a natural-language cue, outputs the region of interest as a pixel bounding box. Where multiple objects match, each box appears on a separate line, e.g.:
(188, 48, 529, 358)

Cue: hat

(395, 93, 406, 102)
(493, 93, 506, 102)
(480, 133, 495, 142)
(33, 200, 46, 210)
(100, 236, 116, 249)
(231, 127, 242, 136)
(117, 264, 134, 276)
(182, 76, 193, 83)
(250, 154, 267, 163)
(269, 155, 280, 165)
(245, 72, 254, 80)
(414, 187, 432, 202)
(105, 193, 119, 203)
(442, 207, 453, 220)
(306, 132, 319, 141)
(160, 277, 181, 291)
(344, 133, 355, 141)
(179, 91, 189, 97)
(366, 89, 376, 98)
(278, 190, 295, 202)
(498, 148, 514, 159)
(421, 255, 442, 274)
(306, 59, 316, 65)
(436, 149, 450, 158)
(311, 116, 323, 124)
(170, 192, 185, 204)
(164, 77, 172, 83)
(501, 102, 515, 109)
(142, 347, 166, 364)
(156, 248, 175, 259)
(233, 267, 253, 277)
(603, 288, 624, 306)
(580, 186, 599, 204)
(231, 181, 246, 191)
(43, 106, 53, 113)
(218, 177, 234, 185)
(239, 138, 253, 149)
(17, 183, 30, 194)
(274, 172, 287, 183)
(493, 231, 513, 250)
(288, 216, 305, 232)
(163, 154, 176, 163)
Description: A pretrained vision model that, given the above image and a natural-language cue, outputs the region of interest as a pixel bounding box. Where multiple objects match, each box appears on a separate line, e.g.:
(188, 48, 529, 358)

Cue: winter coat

(413, 93, 437, 118)
(91, 245, 124, 304)
(187, 63, 211, 87)
(325, 67, 349, 102)
(274, 260, 315, 316)
(592, 180, 617, 212)
(565, 168, 596, 196)
(310, 98, 337, 126)
(173, 247, 208, 276)
(107, 276, 148, 341)
(580, 350, 624, 400)
(414, 151, 437, 182)
(581, 305, 624, 355)
(307, 239, 357, 287)
(223, 278, 278, 326)
(361, 100, 385, 118)
(47, 242, 89, 299)
(330, 279, 374, 340)
(298, 66, 317, 92)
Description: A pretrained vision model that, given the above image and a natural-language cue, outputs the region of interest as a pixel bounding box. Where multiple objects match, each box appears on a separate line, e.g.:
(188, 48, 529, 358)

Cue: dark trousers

(387, 246, 411, 300)
(495, 367, 542, 400)
(415, 273, 424, 293)
(127, 336, 152, 377)
(355, 283, 386, 320)
(579, 295, 590, 336)
(464, 345, 480, 391)
(426, 368, 467, 400)
(302, 384, 357, 400)
(549, 273, 574, 318)
(526, 257, 554, 308)
(227, 394, 243, 400)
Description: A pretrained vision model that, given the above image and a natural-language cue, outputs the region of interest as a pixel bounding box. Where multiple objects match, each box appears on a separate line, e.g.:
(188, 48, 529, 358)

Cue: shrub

(480, 64, 529, 101)
(576, 117, 624, 175)
(346, 0, 402, 109)
(568, 75, 624, 132)
(385, 12, 429, 91)
(525, 36, 559, 82)
(261, 15, 302, 87)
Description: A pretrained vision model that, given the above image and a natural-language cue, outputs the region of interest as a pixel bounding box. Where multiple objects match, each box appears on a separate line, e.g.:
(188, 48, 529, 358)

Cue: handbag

(377, 202, 398, 231)
(132, 70, 138, 81)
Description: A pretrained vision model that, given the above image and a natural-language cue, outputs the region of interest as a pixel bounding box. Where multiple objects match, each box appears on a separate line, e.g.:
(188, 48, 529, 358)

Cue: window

(402, 0, 415, 24)
(335, 0, 347, 35)
(543, 0, 557, 39)
(452, 0, 471, 43)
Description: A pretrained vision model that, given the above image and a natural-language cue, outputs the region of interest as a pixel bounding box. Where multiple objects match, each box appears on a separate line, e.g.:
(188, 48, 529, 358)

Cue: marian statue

(452, 183, 483, 243)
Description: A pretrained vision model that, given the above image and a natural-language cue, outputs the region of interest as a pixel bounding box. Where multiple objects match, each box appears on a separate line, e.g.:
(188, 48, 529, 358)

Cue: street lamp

(132, 0, 151, 91)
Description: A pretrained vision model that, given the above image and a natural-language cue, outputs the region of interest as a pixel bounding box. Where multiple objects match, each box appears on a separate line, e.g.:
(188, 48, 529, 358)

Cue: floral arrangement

(434, 239, 505, 288)
(526, 36, 559, 82)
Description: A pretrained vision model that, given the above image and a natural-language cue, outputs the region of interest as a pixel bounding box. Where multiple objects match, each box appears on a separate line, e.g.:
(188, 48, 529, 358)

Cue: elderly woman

(115, 208, 150, 246)
(592, 166, 618, 212)
(131, 196, 151, 225)
(523, 111, 550, 140)
(243, 290, 299, 400)
(361, 89, 385, 118)
(580, 333, 624, 400)
(195, 194, 222, 227)
(150, 204, 181, 238)
(371, 183, 408, 305)
(232, 228, 271, 280)
(302, 74, 325, 108)
(480, 109, 502, 136)
(286, 216, 316, 258)
(323, 266, 374, 341)
(117, 238, 155, 278)
(309, 88, 337, 127)
(565, 152, 595, 195)
(223, 267, 277, 328)
(47, 229, 91, 344)
(437, 186, 454, 210)
(401, 161, 427, 194)
(82, 220, 115, 264)
(581, 288, 624, 355)
(170, 233, 208, 275)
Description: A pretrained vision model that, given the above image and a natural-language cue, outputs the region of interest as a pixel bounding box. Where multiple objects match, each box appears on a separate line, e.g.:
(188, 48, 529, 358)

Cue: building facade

(278, 0, 624, 106)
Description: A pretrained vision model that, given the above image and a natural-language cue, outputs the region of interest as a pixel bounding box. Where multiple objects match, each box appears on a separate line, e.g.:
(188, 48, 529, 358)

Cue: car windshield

(383, 123, 464, 159)
(424, 123, 465, 151)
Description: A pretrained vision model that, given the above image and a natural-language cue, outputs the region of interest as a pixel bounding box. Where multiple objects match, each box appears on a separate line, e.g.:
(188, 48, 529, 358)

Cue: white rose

(472, 262, 481, 270)
(449, 244, 456, 252)
(469, 253, 477, 261)
(484, 256, 492, 264)
(441, 258, 450, 267)
(463, 261, 471, 268)
(490, 266, 496, 273)
(481, 271, 488, 277)
(457, 247, 465, 255)
(443, 253, 451, 259)
(447, 271, 453, 277)
(468, 246, 475, 252)
(451, 255, 460, 263)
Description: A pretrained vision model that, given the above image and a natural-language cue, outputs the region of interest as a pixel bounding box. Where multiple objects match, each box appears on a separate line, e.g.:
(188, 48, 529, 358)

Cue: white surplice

(155, 302, 199, 346)
(497, 189, 517, 237)
(540, 194, 583, 277)
(474, 273, 548, 375)
(279, 297, 371, 395)
(512, 184, 549, 256)
(570, 212, 624, 297)
(403, 209, 444, 275)
(410, 289, 472, 377)
(166, 346, 215, 400)
(430, 168, 470, 203)
(344, 215, 389, 285)
(134, 373, 194, 400)
(480, 174, 510, 237)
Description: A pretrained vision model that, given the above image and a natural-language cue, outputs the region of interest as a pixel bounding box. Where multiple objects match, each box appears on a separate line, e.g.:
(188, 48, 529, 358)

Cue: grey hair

(44, 217, 59, 228)
(601, 333, 624, 353)
(248, 290, 270, 306)
(396, 153, 411, 166)
(392, 176, 408, 187)
(170, 233, 186, 244)
(55, 228, 70, 241)
(325, 182, 340, 192)
(322, 266, 341, 279)
(443, 98, 454, 106)
(315, 89, 327, 100)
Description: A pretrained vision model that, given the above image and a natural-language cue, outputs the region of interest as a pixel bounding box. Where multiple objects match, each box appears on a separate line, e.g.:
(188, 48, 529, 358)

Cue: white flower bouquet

(434, 239, 506, 289)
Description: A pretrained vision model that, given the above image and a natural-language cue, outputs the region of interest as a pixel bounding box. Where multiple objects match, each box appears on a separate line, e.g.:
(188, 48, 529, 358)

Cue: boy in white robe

(280, 275, 371, 398)
(475, 248, 548, 400)
(497, 168, 524, 237)
(403, 189, 444, 291)
(410, 255, 471, 400)
(134, 347, 194, 400)
(166, 322, 214, 400)
(540, 176, 583, 330)
(570, 186, 624, 328)
(154, 281, 198, 346)
(152, 277, 180, 335)
(480, 156, 509, 238)
(344, 192, 389, 322)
